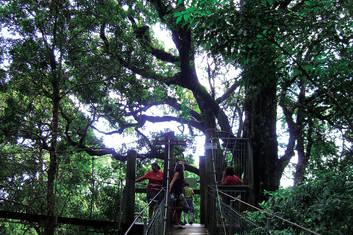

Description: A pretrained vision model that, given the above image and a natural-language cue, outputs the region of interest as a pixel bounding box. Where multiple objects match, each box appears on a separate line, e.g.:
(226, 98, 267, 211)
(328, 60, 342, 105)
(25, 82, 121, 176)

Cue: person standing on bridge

(169, 161, 188, 228)
(221, 166, 243, 205)
(182, 182, 194, 225)
(136, 162, 163, 219)
(221, 166, 243, 185)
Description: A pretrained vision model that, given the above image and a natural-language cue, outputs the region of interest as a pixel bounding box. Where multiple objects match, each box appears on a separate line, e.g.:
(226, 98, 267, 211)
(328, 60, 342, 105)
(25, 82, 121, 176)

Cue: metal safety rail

(207, 134, 261, 234)
(207, 132, 319, 235)
(124, 133, 176, 235)
(124, 188, 165, 235)
(213, 189, 321, 235)
(143, 197, 166, 235)
(207, 186, 265, 235)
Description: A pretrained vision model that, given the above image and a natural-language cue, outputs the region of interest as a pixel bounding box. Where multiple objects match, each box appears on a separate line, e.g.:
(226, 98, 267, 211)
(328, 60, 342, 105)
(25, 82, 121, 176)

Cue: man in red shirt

(136, 162, 164, 218)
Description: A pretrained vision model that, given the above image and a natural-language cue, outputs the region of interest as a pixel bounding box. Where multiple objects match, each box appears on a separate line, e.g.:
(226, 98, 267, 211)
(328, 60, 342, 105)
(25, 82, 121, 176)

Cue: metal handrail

(209, 137, 228, 235)
(123, 188, 165, 235)
(143, 198, 166, 235)
(125, 134, 175, 235)
(162, 135, 172, 235)
(217, 189, 320, 235)
(208, 186, 263, 234)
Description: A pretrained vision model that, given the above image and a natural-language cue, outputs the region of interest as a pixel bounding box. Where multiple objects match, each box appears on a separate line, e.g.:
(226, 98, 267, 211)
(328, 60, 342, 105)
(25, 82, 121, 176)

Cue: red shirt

(141, 170, 163, 192)
(223, 175, 242, 185)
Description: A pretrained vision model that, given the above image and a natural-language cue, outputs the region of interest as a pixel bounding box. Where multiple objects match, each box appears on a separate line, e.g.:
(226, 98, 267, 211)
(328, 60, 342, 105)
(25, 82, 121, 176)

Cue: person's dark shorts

(184, 199, 194, 212)
(147, 190, 162, 206)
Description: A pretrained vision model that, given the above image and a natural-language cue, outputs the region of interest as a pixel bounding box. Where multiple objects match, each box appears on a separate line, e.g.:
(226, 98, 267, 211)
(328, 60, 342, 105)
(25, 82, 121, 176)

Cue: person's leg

(172, 208, 178, 225)
(171, 208, 175, 224)
(189, 211, 193, 224)
(182, 210, 187, 224)
(147, 190, 156, 219)
(175, 208, 182, 225)
(188, 201, 194, 224)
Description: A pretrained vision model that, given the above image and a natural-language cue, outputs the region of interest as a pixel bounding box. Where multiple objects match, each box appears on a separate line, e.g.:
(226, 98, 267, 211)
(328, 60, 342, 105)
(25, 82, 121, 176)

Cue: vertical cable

(162, 136, 171, 235)
(210, 136, 228, 235)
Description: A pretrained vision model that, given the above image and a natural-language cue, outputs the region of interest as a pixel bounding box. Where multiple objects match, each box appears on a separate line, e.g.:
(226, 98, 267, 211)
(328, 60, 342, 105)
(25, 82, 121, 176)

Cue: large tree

(91, 0, 284, 203)
(1, 2, 352, 234)
(178, 0, 352, 197)
(0, 1, 121, 233)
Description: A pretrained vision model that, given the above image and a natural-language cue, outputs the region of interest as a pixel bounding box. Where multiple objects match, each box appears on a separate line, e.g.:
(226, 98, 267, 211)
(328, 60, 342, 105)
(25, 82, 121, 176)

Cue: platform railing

(124, 188, 165, 235)
(207, 186, 265, 235)
(143, 197, 166, 235)
(209, 187, 320, 235)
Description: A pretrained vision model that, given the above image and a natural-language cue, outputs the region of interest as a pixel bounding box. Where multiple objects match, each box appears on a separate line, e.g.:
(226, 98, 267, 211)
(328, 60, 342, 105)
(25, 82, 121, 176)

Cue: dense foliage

(0, 0, 351, 234)
(247, 165, 353, 234)
(184, 0, 352, 185)
(0, 143, 126, 234)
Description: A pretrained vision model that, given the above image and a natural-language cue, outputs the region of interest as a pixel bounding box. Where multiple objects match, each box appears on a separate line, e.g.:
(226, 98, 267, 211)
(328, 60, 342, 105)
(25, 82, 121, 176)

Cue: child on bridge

(182, 182, 194, 225)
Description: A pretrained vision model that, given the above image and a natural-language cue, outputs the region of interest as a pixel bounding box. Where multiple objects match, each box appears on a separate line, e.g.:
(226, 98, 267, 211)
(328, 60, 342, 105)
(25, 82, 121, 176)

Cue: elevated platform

(171, 224, 208, 235)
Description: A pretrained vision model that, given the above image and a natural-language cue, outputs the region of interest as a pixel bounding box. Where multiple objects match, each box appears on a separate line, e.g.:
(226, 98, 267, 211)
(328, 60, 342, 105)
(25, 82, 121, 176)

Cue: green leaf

(176, 15, 183, 24)
(304, 1, 312, 6)
(174, 12, 182, 17)
(303, 65, 314, 71)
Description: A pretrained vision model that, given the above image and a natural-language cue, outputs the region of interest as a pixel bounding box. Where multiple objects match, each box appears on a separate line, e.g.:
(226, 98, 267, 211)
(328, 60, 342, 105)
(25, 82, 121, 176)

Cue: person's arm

(135, 176, 143, 182)
(136, 171, 149, 182)
(169, 172, 179, 193)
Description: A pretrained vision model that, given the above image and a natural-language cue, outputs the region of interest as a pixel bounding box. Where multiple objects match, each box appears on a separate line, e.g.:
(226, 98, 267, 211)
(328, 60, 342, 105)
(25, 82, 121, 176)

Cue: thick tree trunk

(294, 119, 313, 186)
(45, 48, 60, 235)
(294, 81, 311, 186)
(150, 0, 280, 206)
(46, 151, 57, 235)
(243, 59, 279, 205)
(239, 0, 281, 204)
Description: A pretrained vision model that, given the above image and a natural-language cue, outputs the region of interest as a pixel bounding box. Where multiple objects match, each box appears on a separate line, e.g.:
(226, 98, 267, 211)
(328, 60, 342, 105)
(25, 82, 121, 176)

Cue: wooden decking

(171, 224, 208, 235)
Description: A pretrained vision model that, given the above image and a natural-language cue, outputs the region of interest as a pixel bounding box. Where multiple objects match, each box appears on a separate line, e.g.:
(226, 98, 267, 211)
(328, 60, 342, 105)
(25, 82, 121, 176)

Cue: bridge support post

(205, 129, 218, 233)
(122, 150, 136, 228)
(159, 132, 176, 235)
(246, 141, 255, 206)
(167, 141, 175, 234)
(199, 156, 206, 225)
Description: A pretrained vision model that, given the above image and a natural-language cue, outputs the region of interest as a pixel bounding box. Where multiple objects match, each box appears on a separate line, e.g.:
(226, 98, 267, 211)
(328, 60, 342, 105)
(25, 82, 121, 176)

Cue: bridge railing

(124, 188, 165, 235)
(143, 197, 166, 235)
(209, 187, 320, 235)
(207, 185, 265, 235)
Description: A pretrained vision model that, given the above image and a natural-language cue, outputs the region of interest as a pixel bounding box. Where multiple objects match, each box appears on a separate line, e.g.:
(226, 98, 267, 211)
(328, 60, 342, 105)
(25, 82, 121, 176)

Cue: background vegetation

(0, 0, 351, 234)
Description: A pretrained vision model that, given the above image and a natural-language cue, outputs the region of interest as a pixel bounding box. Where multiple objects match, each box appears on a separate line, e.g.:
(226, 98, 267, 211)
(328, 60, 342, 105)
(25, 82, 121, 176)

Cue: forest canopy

(0, 0, 352, 234)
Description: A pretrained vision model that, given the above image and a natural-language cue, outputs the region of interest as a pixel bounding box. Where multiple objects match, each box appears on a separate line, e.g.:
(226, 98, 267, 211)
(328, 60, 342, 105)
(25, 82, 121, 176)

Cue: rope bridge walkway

(122, 132, 320, 235)
(124, 188, 209, 235)
(0, 132, 320, 234)
(204, 134, 320, 235)
(206, 187, 320, 235)
(124, 186, 319, 234)
(171, 224, 208, 234)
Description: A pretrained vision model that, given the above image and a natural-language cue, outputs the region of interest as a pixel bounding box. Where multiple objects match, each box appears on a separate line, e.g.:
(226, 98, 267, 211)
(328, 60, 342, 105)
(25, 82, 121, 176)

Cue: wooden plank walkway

(171, 224, 208, 235)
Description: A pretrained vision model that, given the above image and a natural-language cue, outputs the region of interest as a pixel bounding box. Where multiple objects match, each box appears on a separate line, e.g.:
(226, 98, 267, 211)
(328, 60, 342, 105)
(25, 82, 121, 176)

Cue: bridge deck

(171, 224, 208, 235)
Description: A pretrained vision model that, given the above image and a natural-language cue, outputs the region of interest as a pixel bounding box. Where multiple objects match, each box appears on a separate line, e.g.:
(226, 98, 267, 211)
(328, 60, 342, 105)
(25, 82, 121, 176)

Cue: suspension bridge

(121, 131, 320, 235)
(0, 130, 320, 234)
